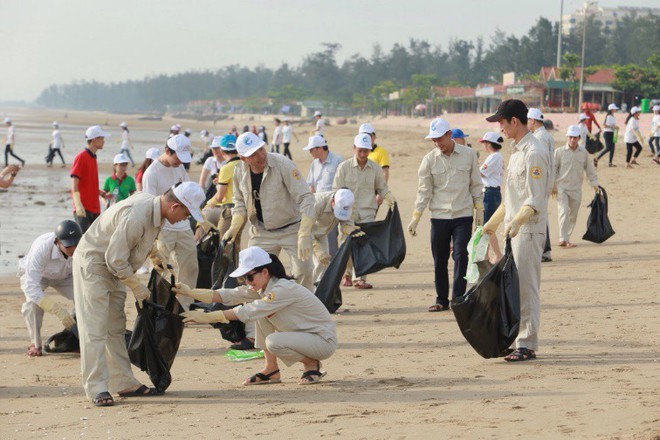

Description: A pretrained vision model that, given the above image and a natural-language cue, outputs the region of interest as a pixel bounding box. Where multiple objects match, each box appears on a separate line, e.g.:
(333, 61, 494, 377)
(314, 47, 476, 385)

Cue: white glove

(180, 310, 229, 324)
(120, 275, 150, 307)
(72, 191, 86, 217)
(407, 210, 422, 236)
(38, 296, 75, 329)
(297, 215, 314, 261)
(172, 283, 215, 303)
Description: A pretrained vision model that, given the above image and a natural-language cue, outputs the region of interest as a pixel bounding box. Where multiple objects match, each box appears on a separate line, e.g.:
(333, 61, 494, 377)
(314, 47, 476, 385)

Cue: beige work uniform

(333, 156, 391, 281)
(554, 144, 598, 243)
(233, 152, 316, 290)
(311, 191, 355, 281)
(219, 278, 337, 366)
(73, 193, 164, 400)
(503, 132, 550, 352)
(533, 126, 556, 258)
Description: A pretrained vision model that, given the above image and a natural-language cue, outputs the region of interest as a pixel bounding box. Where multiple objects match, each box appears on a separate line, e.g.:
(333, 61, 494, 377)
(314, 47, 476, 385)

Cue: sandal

(299, 363, 327, 385)
(428, 304, 449, 312)
(118, 384, 160, 397)
(93, 391, 114, 407)
(26, 344, 43, 357)
(504, 347, 536, 362)
(353, 280, 373, 289)
(341, 275, 353, 287)
(243, 369, 281, 386)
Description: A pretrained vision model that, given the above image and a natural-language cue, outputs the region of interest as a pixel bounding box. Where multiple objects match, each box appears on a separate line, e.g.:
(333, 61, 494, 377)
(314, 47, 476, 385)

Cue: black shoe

(542, 256, 552, 262)
(230, 338, 255, 350)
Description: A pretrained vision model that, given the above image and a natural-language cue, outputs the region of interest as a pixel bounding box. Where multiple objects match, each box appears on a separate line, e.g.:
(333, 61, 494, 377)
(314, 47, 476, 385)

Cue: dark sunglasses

(239, 270, 260, 283)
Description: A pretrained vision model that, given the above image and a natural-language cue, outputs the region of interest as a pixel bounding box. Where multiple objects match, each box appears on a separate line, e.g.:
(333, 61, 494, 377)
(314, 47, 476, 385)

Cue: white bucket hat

(229, 246, 272, 278)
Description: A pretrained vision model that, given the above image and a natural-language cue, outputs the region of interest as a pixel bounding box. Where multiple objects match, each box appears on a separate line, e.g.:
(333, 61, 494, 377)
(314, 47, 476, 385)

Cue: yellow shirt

(207, 157, 239, 207)
(368, 144, 390, 168)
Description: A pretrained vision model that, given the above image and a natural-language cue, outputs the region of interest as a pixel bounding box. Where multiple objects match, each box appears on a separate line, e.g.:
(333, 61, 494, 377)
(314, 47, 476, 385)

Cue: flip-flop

(244, 369, 281, 386)
(504, 348, 536, 362)
(93, 391, 114, 407)
(299, 369, 327, 385)
(26, 344, 43, 357)
(118, 384, 160, 397)
(428, 304, 449, 312)
(353, 280, 373, 289)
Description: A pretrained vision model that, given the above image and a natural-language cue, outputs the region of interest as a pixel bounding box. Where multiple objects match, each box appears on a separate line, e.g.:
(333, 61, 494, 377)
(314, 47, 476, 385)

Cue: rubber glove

(593, 184, 600, 192)
(148, 244, 167, 269)
(504, 205, 535, 238)
(474, 202, 484, 228)
(172, 282, 215, 304)
(340, 223, 365, 237)
(38, 296, 75, 329)
(197, 219, 218, 234)
(72, 191, 86, 217)
(312, 241, 331, 266)
(407, 210, 422, 236)
(120, 275, 150, 307)
(222, 214, 245, 243)
(383, 192, 396, 208)
(180, 310, 229, 324)
(483, 203, 505, 235)
(297, 215, 314, 261)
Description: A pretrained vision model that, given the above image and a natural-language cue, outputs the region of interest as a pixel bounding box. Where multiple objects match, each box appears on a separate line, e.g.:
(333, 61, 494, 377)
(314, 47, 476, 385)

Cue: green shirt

(103, 174, 136, 203)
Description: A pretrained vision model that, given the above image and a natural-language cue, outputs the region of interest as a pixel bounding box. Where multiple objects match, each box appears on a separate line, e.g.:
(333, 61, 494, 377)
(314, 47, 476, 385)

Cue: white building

(562, 1, 659, 35)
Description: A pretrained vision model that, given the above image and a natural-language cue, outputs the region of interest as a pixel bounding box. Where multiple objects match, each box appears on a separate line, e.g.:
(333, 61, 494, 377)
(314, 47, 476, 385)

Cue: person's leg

(609, 136, 616, 164)
(327, 225, 339, 257)
(243, 318, 280, 384)
(282, 229, 314, 291)
(597, 132, 612, 161)
(283, 143, 292, 160)
(626, 143, 633, 164)
(21, 300, 45, 349)
(557, 190, 570, 243)
(172, 229, 199, 301)
(451, 216, 473, 300)
(430, 219, 451, 307)
(265, 332, 336, 367)
(5, 144, 9, 167)
(312, 237, 330, 283)
(633, 141, 642, 159)
(542, 222, 552, 260)
(124, 149, 135, 167)
(565, 191, 582, 244)
(75, 213, 91, 234)
(8, 147, 25, 164)
(648, 137, 656, 154)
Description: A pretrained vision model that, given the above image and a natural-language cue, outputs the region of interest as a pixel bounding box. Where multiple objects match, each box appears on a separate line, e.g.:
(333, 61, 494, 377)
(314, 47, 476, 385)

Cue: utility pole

(577, 11, 588, 111)
(557, 0, 564, 67)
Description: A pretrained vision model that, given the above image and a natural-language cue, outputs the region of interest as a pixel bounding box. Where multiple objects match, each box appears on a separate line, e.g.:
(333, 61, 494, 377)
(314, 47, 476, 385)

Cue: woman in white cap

(118, 122, 135, 167)
(478, 131, 504, 262)
(174, 246, 337, 385)
(577, 113, 589, 148)
(103, 153, 136, 205)
(135, 147, 160, 192)
(594, 104, 619, 167)
(47, 122, 66, 167)
(623, 107, 644, 168)
(650, 105, 660, 165)
(198, 135, 225, 192)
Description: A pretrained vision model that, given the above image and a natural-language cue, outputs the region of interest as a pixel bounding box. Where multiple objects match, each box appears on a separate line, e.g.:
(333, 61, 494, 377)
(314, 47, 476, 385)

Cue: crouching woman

(173, 246, 336, 385)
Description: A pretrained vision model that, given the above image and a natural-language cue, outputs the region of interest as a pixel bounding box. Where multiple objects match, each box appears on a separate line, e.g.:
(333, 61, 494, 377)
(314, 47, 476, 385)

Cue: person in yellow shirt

(360, 123, 390, 208)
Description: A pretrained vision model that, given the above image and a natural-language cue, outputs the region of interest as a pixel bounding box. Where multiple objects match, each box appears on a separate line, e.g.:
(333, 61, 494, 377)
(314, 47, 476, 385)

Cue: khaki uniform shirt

(504, 132, 550, 234)
(311, 191, 355, 244)
(413, 142, 483, 219)
(532, 126, 555, 197)
(332, 157, 390, 222)
(219, 277, 336, 341)
(75, 192, 163, 279)
(554, 144, 598, 192)
(232, 152, 315, 230)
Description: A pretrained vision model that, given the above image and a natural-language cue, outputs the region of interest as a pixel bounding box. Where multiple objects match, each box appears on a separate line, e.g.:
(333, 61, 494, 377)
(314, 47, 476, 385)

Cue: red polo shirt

(70, 148, 100, 214)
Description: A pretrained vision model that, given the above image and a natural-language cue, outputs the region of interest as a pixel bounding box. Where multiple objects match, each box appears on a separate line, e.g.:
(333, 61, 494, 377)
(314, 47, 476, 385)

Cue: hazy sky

(1, 0, 655, 101)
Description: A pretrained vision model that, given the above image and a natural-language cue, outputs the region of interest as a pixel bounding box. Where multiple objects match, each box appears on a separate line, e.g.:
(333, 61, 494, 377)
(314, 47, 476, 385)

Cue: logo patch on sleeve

(530, 166, 543, 179)
(291, 169, 301, 180)
(263, 291, 276, 302)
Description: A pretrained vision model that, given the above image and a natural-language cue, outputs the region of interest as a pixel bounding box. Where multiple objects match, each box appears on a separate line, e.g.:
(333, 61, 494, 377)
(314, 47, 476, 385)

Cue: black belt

(266, 219, 300, 232)
(485, 186, 500, 189)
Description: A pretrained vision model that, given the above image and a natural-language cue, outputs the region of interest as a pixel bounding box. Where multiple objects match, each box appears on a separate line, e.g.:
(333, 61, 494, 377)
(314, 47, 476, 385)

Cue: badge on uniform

(263, 291, 276, 302)
(291, 169, 301, 180)
(530, 166, 543, 179)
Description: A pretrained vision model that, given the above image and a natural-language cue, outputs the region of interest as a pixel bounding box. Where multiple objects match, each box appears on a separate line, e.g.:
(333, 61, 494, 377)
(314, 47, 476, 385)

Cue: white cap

(119, 121, 128, 128)
(314, 110, 322, 117)
(145, 147, 160, 160)
(170, 124, 178, 131)
(172, 182, 205, 222)
(113, 153, 129, 164)
(210, 135, 223, 148)
(166, 134, 192, 163)
(175, 124, 181, 130)
(578, 113, 589, 121)
(359, 123, 375, 134)
(184, 128, 191, 134)
(4, 117, 11, 124)
(333, 189, 355, 221)
(85, 125, 110, 140)
(52, 121, 59, 127)
(630, 106, 641, 114)
(354, 133, 373, 150)
(200, 129, 208, 137)
(527, 108, 543, 121)
(653, 105, 660, 112)
(566, 125, 582, 137)
(479, 131, 503, 145)
(608, 103, 619, 111)
(303, 135, 327, 150)
(236, 132, 265, 157)
(229, 246, 272, 278)
(425, 118, 451, 139)
(283, 117, 290, 122)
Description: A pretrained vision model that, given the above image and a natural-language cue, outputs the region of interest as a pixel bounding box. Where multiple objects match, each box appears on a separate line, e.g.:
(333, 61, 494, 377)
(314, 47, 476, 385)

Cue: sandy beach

(0, 107, 658, 439)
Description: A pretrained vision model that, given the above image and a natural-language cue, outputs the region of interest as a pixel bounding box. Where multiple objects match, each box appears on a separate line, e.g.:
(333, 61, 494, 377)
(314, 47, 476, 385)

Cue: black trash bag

(196, 229, 220, 288)
(189, 301, 246, 343)
(211, 239, 239, 290)
(451, 238, 520, 359)
(585, 133, 604, 154)
(127, 269, 185, 393)
(352, 203, 406, 277)
(43, 327, 79, 353)
(314, 235, 353, 313)
(582, 185, 615, 243)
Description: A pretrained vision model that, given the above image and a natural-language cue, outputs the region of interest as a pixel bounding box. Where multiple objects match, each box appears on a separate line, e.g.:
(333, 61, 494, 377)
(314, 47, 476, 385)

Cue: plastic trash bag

(314, 235, 353, 313)
(451, 238, 520, 359)
(43, 327, 79, 353)
(352, 203, 406, 277)
(196, 229, 220, 288)
(225, 349, 265, 362)
(465, 227, 490, 284)
(585, 132, 604, 154)
(127, 269, 185, 393)
(582, 185, 615, 244)
(211, 239, 239, 290)
(189, 300, 247, 343)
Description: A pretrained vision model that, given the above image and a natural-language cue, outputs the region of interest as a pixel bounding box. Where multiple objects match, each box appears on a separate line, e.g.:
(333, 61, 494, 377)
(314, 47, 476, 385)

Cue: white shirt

(120, 130, 131, 150)
(480, 152, 504, 188)
(204, 133, 214, 150)
(52, 129, 63, 149)
(143, 159, 190, 231)
(306, 151, 343, 192)
(603, 114, 616, 133)
(624, 117, 640, 143)
(272, 125, 283, 145)
(578, 122, 588, 147)
(6, 125, 15, 145)
(282, 125, 293, 143)
(315, 118, 325, 135)
(18, 232, 73, 303)
(652, 114, 660, 137)
(203, 156, 224, 174)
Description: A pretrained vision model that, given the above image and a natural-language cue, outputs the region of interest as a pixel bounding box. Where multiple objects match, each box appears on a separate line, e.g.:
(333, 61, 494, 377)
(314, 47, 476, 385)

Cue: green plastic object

(613, 127, 619, 144)
(225, 349, 264, 362)
(465, 226, 490, 284)
(640, 98, 650, 113)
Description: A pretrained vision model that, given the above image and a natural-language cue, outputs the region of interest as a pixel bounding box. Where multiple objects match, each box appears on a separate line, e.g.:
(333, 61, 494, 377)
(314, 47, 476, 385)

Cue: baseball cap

(113, 153, 129, 164)
(145, 147, 160, 160)
(166, 134, 192, 163)
(653, 105, 660, 112)
(354, 133, 373, 150)
(85, 125, 110, 140)
(527, 108, 544, 121)
(175, 124, 181, 130)
(630, 106, 641, 114)
(229, 246, 272, 278)
(608, 103, 619, 111)
(451, 128, 469, 139)
(172, 181, 205, 222)
(184, 128, 191, 135)
(314, 110, 322, 117)
(578, 113, 589, 121)
(210, 136, 223, 149)
(170, 124, 178, 131)
(200, 129, 208, 137)
(119, 121, 128, 128)
(4, 117, 11, 124)
(359, 123, 375, 134)
(486, 99, 528, 123)
(303, 135, 327, 150)
(479, 131, 503, 145)
(333, 189, 355, 221)
(566, 125, 582, 137)
(52, 121, 59, 127)
(220, 134, 237, 151)
(236, 132, 265, 157)
(425, 118, 451, 139)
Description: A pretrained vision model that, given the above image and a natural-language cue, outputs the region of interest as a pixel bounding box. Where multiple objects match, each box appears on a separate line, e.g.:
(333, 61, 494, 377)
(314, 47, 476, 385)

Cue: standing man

(48, 121, 66, 167)
(313, 110, 325, 136)
(70, 125, 110, 233)
(143, 134, 197, 307)
(281, 117, 299, 160)
(119, 122, 135, 167)
(407, 118, 483, 312)
(18, 220, 82, 357)
(553, 125, 599, 248)
(333, 134, 395, 289)
(223, 132, 316, 290)
(271, 118, 283, 154)
(527, 108, 555, 263)
(73, 182, 205, 406)
(359, 123, 391, 183)
(4, 117, 25, 167)
(582, 106, 601, 134)
(482, 99, 550, 362)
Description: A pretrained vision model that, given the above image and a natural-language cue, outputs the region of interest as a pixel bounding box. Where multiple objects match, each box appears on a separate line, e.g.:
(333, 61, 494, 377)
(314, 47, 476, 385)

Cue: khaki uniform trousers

(73, 258, 141, 400)
(557, 189, 582, 243)
(157, 228, 198, 309)
(21, 277, 74, 347)
(258, 319, 337, 367)
(339, 213, 375, 282)
(511, 232, 545, 352)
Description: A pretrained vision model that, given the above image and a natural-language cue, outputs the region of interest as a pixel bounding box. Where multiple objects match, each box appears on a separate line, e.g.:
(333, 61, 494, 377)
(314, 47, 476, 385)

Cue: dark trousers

(430, 216, 473, 307)
(5, 144, 24, 166)
(649, 136, 659, 155)
(626, 142, 642, 163)
(544, 222, 552, 254)
(75, 211, 100, 234)
(597, 131, 615, 163)
(483, 187, 501, 222)
(46, 148, 65, 165)
(282, 142, 292, 160)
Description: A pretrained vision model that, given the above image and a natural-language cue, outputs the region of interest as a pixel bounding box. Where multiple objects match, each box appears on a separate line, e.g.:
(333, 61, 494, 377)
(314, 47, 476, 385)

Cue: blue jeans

(483, 187, 501, 223)
(430, 216, 473, 307)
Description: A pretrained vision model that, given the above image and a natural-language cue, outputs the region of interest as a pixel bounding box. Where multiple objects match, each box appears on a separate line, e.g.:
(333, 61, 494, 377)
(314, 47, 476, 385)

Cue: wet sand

(0, 107, 658, 439)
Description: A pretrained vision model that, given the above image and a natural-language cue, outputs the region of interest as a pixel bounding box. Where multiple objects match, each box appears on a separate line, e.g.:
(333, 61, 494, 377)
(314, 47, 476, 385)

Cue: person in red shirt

(582, 106, 601, 134)
(70, 126, 110, 233)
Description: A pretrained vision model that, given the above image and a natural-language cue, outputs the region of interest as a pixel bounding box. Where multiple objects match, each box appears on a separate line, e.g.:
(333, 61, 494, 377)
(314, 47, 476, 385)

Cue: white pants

(157, 228, 198, 309)
(257, 319, 336, 367)
(73, 257, 141, 400)
(312, 237, 330, 283)
(511, 232, 545, 352)
(21, 276, 74, 347)
(557, 189, 582, 242)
